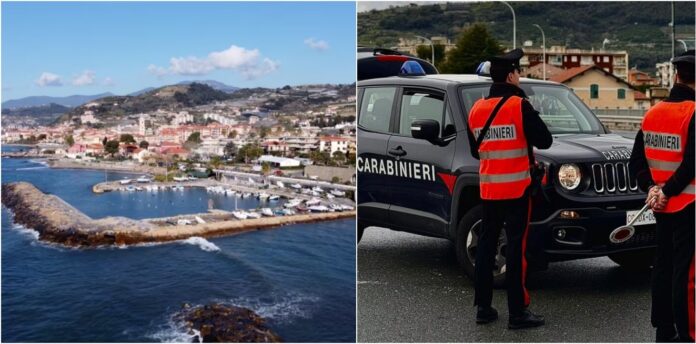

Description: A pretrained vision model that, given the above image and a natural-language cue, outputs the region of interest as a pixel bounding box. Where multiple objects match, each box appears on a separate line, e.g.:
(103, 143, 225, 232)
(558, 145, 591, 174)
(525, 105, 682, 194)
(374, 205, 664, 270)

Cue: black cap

(672, 49, 695, 66)
(490, 48, 523, 82)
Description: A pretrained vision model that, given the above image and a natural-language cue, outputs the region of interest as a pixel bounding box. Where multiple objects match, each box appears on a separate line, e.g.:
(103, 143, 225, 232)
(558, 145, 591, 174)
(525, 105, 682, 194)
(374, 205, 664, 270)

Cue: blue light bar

(476, 61, 491, 76)
(399, 60, 426, 76)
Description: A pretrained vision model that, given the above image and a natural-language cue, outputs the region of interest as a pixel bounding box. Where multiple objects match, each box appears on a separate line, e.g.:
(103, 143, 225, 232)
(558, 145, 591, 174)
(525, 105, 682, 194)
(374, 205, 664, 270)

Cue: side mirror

(411, 119, 440, 142)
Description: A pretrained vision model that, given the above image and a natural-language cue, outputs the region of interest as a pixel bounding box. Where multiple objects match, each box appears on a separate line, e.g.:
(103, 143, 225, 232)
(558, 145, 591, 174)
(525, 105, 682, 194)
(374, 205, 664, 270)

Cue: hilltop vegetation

(358, 2, 695, 71)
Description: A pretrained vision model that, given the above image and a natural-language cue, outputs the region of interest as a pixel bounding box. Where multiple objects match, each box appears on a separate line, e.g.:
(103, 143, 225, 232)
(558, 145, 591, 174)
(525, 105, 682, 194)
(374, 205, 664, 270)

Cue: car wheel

(357, 222, 366, 243)
(609, 249, 655, 270)
(455, 205, 507, 288)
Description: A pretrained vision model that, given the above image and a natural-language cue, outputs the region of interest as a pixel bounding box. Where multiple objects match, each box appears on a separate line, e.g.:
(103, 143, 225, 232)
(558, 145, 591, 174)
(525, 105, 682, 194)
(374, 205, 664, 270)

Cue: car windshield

(460, 84, 606, 134)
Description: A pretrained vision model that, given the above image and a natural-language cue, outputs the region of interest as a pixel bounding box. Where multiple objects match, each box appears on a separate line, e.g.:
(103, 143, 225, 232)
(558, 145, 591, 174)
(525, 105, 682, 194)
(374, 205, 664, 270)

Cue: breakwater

(2, 182, 355, 248)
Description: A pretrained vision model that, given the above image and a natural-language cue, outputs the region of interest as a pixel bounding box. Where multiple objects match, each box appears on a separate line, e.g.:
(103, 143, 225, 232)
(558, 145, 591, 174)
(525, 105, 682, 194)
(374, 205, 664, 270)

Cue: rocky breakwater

(2, 182, 356, 248)
(176, 303, 281, 342)
(1, 182, 153, 247)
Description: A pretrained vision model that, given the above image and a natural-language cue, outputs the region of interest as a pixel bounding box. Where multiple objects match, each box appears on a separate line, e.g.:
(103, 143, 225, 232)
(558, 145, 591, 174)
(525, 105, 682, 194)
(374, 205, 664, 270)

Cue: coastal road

(358, 227, 653, 343)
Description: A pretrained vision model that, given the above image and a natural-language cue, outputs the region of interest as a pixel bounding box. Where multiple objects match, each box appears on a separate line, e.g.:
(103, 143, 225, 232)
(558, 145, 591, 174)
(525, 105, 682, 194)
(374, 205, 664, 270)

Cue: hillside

(358, 2, 695, 71)
(2, 93, 113, 109)
(56, 83, 231, 124)
(1, 103, 71, 126)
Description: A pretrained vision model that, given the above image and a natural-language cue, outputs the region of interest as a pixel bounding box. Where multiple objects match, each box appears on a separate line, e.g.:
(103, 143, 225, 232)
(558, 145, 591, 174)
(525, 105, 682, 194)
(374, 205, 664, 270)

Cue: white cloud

(36, 72, 62, 87)
(72, 70, 96, 86)
(304, 38, 329, 51)
(103, 77, 115, 86)
(148, 45, 279, 80)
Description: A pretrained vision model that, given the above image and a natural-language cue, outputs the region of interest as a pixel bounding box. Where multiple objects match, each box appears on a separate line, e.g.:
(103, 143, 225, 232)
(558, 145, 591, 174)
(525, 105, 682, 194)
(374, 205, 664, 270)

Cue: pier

(2, 182, 356, 248)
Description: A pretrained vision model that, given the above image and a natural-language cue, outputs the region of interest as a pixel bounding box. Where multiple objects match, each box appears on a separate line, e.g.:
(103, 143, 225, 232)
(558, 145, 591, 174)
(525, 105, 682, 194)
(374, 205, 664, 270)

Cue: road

(358, 227, 654, 343)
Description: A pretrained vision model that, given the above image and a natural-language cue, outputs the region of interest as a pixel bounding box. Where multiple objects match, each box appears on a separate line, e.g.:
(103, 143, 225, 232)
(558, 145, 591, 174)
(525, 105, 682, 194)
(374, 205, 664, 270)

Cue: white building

(258, 155, 301, 168)
(204, 112, 237, 126)
(172, 111, 194, 126)
(319, 136, 354, 155)
(80, 111, 100, 124)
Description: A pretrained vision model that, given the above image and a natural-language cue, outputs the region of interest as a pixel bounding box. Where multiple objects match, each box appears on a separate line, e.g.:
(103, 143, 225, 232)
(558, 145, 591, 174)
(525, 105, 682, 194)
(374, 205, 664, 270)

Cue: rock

(175, 303, 281, 343)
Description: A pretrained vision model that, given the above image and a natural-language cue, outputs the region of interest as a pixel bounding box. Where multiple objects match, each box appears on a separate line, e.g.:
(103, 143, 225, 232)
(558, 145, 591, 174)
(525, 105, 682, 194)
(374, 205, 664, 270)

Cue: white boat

(284, 199, 302, 208)
(282, 209, 296, 216)
(301, 188, 312, 195)
(308, 205, 329, 212)
(173, 176, 188, 182)
(306, 198, 322, 206)
(119, 179, 132, 185)
(225, 189, 235, 196)
(241, 192, 252, 198)
(312, 191, 321, 197)
(340, 204, 354, 211)
(135, 186, 144, 191)
(312, 186, 324, 193)
(125, 185, 135, 192)
(269, 195, 280, 201)
(195, 216, 206, 224)
(174, 185, 184, 191)
(232, 211, 248, 220)
(261, 208, 274, 217)
(330, 189, 346, 197)
(248, 177, 255, 184)
(276, 181, 285, 188)
(329, 204, 343, 211)
(326, 194, 335, 199)
(177, 219, 192, 225)
(258, 193, 270, 200)
(136, 176, 151, 183)
(290, 183, 302, 189)
(246, 211, 261, 219)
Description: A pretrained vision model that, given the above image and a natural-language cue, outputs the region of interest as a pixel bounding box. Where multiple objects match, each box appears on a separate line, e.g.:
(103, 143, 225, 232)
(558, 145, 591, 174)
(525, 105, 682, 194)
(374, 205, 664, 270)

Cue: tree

(439, 23, 504, 74)
(139, 140, 149, 149)
(228, 130, 238, 139)
(64, 135, 75, 146)
(416, 44, 446, 67)
(261, 162, 271, 175)
(105, 140, 120, 157)
(224, 141, 236, 158)
(102, 137, 108, 147)
(209, 156, 223, 170)
(236, 144, 263, 163)
(332, 151, 346, 165)
(259, 127, 270, 139)
(186, 132, 202, 144)
(37, 134, 47, 141)
(119, 134, 136, 143)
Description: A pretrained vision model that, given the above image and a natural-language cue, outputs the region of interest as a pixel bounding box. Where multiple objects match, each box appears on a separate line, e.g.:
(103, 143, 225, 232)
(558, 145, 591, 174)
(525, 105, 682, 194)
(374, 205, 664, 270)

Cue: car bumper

(526, 207, 656, 266)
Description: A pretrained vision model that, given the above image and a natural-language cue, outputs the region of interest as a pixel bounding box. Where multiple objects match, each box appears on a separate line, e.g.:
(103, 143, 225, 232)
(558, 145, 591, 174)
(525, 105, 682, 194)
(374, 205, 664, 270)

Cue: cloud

(72, 70, 96, 86)
(103, 77, 115, 86)
(148, 45, 279, 80)
(36, 72, 63, 87)
(304, 38, 329, 51)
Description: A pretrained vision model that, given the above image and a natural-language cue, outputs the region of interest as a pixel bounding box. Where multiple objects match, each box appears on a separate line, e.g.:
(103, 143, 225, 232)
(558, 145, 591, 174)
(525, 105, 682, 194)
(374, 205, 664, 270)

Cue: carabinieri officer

(630, 49, 695, 343)
(466, 48, 552, 329)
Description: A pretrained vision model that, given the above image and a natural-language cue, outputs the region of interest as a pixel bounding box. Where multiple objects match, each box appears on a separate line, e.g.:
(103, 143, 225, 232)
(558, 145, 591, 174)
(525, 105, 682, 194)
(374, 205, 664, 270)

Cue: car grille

(590, 162, 640, 194)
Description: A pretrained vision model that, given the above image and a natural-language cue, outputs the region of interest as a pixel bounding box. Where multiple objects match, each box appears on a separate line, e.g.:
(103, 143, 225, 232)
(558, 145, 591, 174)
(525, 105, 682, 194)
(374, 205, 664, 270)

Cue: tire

(357, 222, 366, 243)
(609, 249, 655, 271)
(455, 204, 507, 288)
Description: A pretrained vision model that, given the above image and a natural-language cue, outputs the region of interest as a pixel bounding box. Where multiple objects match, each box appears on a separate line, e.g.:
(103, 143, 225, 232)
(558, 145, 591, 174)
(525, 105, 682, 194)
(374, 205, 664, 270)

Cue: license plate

(626, 209, 656, 226)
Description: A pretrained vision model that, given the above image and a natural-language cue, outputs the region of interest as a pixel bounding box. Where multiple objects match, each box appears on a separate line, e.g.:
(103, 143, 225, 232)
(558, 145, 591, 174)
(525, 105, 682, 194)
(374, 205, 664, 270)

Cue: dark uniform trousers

(651, 203, 695, 341)
(475, 187, 531, 315)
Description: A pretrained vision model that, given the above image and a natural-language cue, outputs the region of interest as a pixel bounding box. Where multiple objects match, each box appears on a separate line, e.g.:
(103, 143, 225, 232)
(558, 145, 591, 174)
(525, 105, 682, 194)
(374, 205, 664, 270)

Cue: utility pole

(416, 35, 435, 66)
(533, 24, 546, 80)
(500, 1, 516, 49)
(670, 1, 675, 88)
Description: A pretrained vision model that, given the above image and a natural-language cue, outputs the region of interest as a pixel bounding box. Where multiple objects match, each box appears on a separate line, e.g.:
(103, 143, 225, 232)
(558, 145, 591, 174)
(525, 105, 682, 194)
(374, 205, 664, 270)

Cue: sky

(1, 1, 356, 102)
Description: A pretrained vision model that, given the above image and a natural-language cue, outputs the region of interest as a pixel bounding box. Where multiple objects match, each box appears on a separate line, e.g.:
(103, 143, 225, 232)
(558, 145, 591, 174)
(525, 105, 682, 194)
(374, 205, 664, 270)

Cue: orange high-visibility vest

(469, 96, 531, 200)
(642, 100, 695, 213)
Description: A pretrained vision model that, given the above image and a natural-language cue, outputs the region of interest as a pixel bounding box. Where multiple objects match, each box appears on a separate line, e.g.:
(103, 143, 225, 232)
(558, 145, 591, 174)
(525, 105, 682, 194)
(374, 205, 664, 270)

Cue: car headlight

(558, 163, 581, 190)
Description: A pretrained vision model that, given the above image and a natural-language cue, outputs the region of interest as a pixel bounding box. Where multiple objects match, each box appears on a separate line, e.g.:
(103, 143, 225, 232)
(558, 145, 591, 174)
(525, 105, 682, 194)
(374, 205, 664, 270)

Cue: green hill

(358, 2, 695, 71)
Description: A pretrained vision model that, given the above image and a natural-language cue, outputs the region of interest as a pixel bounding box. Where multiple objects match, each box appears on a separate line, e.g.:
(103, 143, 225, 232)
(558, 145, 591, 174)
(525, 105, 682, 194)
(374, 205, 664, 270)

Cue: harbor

(2, 181, 355, 248)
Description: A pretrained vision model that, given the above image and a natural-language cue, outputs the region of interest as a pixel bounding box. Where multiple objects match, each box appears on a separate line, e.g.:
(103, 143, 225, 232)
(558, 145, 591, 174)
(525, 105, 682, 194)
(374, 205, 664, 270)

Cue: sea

(1, 146, 356, 342)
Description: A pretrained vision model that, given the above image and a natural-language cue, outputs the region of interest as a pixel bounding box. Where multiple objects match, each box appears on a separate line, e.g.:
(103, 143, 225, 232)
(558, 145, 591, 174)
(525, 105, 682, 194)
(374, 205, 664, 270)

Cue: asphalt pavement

(358, 227, 654, 343)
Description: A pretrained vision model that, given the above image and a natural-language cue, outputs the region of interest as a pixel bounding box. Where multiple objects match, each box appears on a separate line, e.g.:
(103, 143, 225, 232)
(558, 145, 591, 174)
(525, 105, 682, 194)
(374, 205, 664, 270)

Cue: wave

(147, 316, 202, 343)
(11, 222, 40, 241)
(15, 166, 48, 171)
(181, 237, 221, 252)
(226, 293, 320, 324)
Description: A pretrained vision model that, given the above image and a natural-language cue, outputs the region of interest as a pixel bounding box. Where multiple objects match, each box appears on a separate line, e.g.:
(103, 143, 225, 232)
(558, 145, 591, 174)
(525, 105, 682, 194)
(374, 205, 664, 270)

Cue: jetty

(1, 182, 355, 248)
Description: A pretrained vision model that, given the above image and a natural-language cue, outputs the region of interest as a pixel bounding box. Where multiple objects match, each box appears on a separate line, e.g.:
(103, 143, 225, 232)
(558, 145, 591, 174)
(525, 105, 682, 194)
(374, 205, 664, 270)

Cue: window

(581, 56, 593, 65)
(359, 87, 396, 133)
(590, 84, 599, 99)
(603, 56, 610, 63)
(617, 89, 626, 99)
(397, 89, 446, 137)
(571, 56, 578, 62)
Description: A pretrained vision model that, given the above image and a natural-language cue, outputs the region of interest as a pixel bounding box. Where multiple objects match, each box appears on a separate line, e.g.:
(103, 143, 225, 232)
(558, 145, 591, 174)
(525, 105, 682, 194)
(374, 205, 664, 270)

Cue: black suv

(357, 70, 656, 286)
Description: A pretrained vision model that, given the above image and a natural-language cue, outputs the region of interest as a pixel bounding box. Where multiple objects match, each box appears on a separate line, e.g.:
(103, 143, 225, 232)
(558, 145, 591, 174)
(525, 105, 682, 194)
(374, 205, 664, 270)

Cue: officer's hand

(646, 186, 660, 208)
(652, 190, 668, 211)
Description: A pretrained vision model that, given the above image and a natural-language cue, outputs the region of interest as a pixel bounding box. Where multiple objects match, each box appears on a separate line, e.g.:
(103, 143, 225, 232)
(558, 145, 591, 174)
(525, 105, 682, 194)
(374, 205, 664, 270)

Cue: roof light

(399, 61, 426, 76)
(476, 61, 491, 76)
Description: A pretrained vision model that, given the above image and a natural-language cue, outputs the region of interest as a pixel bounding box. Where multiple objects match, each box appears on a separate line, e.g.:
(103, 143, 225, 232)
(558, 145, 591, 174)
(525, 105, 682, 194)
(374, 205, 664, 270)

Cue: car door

(357, 86, 398, 228)
(386, 87, 456, 237)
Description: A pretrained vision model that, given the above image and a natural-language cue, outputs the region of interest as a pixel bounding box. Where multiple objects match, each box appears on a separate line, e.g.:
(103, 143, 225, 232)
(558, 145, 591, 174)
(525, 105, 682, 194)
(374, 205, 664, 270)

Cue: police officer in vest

(629, 49, 695, 342)
(466, 48, 552, 329)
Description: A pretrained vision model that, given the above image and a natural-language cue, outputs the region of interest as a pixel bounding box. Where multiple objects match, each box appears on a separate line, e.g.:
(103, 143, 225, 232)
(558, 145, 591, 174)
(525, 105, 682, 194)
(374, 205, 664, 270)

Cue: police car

(357, 58, 656, 286)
